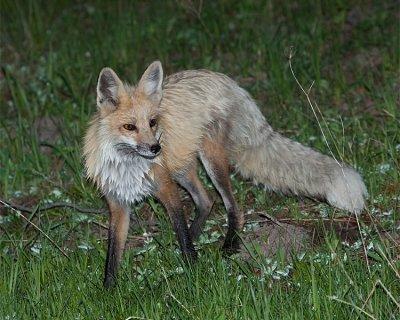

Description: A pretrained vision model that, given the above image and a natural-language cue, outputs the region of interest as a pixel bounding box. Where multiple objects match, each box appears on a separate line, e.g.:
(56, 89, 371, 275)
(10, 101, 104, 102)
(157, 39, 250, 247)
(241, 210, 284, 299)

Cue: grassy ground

(0, 0, 399, 319)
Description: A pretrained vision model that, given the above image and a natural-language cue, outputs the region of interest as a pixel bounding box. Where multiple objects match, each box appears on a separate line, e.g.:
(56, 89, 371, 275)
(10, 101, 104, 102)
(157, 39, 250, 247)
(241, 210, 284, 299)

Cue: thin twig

(375, 280, 400, 309)
(0, 198, 106, 214)
(257, 212, 284, 227)
(161, 267, 197, 319)
(0, 199, 69, 258)
(177, 0, 213, 41)
(361, 280, 379, 311)
(287, 48, 371, 274)
(375, 244, 400, 280)
(325, 242, 372, 312)
(91, 220, 109, 230)
(255, 212, 370, 224)
(328, 296, 377, 320)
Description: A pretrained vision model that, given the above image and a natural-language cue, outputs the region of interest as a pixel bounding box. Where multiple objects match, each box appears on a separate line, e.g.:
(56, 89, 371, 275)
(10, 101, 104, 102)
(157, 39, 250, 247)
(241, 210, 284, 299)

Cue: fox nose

(150, 143, 161, 154)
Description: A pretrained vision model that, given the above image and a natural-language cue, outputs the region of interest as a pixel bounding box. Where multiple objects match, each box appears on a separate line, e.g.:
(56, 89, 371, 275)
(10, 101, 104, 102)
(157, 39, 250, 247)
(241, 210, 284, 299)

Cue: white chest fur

(94, 145, 155, 205)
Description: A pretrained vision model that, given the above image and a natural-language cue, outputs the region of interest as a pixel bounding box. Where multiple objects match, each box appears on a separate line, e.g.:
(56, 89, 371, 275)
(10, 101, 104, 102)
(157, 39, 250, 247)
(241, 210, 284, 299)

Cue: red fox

(83, 61, 367, 287)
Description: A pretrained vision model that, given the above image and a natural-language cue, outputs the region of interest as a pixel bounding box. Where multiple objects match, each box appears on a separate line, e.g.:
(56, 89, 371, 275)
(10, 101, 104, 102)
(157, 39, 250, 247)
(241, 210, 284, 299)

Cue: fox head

(96, 61, 163, 159)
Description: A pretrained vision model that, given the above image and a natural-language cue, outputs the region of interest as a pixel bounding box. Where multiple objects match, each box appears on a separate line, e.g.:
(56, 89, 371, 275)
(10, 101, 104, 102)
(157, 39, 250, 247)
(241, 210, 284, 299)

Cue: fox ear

(97, 67, 123, 109)
(137, 61, 163, 102)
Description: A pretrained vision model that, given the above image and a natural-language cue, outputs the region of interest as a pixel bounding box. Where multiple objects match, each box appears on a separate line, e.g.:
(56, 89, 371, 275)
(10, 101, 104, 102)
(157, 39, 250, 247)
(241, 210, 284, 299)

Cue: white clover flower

(377, 163, 391, 174)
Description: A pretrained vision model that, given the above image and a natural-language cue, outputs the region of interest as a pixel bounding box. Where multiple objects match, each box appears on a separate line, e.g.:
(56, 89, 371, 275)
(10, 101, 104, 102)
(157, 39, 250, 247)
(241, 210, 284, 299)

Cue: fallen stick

(0, 199, 69, 258)
(0, 198, 106, 215)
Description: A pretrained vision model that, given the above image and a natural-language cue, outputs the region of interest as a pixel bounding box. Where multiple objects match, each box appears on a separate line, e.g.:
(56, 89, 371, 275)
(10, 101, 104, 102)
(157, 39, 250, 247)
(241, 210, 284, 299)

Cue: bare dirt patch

(240, 222, 310, 260)
(33, 116, 62, 154)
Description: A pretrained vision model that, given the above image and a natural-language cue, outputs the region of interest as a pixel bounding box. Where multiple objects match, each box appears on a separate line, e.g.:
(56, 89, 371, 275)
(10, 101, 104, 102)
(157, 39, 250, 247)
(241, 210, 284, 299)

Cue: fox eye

(123, 124, 137, 131)
(149, 118, 157, 127)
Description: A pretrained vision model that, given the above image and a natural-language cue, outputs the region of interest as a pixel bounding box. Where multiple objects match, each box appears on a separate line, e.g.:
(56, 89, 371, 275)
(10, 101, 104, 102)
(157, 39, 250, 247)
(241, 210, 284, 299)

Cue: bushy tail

(232, 130, 367, 213)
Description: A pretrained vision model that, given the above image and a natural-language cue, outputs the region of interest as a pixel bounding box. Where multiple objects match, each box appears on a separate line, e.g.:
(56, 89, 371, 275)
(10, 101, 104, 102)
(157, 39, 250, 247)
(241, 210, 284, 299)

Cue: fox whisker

(157, 131, 163, 143)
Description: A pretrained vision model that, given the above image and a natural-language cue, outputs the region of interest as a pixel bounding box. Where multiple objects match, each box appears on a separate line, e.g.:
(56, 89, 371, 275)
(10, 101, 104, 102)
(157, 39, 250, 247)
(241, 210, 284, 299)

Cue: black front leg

(104, 229, 118, 288)
(169, 209, 197, 261)
(153, 165, 197, 261)
(103, 198, 130, 288)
